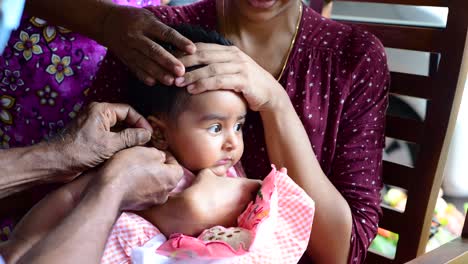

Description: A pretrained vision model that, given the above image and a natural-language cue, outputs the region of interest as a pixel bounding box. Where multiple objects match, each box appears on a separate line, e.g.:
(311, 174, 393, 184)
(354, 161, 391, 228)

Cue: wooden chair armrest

(406, 214, 468, 264)
(405, 237, 468, 264)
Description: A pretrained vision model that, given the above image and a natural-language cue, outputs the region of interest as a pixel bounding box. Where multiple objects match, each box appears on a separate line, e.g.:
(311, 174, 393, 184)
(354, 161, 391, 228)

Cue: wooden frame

(405, 213, 468, 264)
(333, 0, 468, 263)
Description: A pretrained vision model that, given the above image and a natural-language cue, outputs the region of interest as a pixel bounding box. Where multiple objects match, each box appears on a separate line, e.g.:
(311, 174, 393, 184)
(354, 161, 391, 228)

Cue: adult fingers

(178, 45, 239, 69)
(107, 103, 153, 132)
(112, 128, 152, 150)
(146, 18, 196, 56)
(164, 151, 179, 166)
(242, 179, 262, 195)
(164, 151, 184, 182)
(186, 74, 244, 94)
(133, 34, 185, 77)
(175, 62, 243, 87)
(123, 47, 173, 85)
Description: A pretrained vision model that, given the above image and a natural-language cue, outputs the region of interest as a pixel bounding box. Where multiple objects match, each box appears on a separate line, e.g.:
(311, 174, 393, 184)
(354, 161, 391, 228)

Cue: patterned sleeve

(331, 31, 390, 264)
(145, 1, 215, 28)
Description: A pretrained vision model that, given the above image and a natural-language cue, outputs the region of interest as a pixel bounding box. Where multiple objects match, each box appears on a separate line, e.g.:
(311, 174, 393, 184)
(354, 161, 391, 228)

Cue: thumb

(242, 179, 262, 198)
(115, 128, 152, 150)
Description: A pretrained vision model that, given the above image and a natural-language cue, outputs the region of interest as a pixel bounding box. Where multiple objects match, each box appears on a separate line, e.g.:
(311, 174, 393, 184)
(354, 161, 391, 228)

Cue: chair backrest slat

(380, 206, 405, 234)
(462, 214, 468, 239)
(348, 0, 447, 6)
(385, 116, 424, 143)
(343, 22, 444, 52)
(382, 161, 412, 189)
(390, 72, 433, 99)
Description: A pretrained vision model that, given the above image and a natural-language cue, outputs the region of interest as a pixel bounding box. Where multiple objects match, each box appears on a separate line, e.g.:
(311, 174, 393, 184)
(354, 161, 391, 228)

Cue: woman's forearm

(260, 93, 352, 263)
(25, 0, 114, 41)
(17, 178, 122, 264)
(0, 142, 74, 198)
(1, 173, 93, 263)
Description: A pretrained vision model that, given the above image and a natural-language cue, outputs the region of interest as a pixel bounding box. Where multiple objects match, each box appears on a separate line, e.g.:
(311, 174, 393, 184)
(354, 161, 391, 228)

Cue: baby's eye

(208, 124, 222, 133)
(234, 123, 243, 132)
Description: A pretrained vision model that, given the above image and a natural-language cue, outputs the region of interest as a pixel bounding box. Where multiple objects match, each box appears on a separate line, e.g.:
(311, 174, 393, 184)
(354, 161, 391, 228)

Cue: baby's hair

(128, 24, 233, 120)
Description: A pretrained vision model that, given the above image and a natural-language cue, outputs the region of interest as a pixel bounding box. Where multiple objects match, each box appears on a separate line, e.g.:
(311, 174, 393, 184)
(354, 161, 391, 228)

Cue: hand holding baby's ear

(148, 116, 169, 150)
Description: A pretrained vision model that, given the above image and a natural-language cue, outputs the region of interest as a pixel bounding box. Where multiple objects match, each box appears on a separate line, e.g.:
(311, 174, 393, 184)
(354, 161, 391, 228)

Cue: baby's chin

(208, 165, 231, 177)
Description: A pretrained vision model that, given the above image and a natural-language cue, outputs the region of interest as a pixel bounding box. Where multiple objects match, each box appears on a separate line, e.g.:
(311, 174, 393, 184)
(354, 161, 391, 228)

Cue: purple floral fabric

(0, 0, 159, 241)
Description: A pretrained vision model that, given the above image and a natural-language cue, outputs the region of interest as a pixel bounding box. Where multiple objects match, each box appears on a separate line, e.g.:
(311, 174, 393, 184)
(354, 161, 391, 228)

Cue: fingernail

(175, 77, 185, 86)
(187, 84, 195, 92)
(145, 77, 155, 86)
(164, 75, 174, 85)
(138, 130, 151, 145)
(175, 65, 185, 76)
(186, 44, 196, 54)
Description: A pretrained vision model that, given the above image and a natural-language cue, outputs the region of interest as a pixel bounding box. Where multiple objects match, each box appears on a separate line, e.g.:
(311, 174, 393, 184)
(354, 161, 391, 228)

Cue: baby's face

(165, 90, 247, 176)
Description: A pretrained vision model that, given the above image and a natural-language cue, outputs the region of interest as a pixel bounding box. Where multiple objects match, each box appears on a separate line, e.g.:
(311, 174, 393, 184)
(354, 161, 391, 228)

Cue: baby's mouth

(215, 158, 232, 166)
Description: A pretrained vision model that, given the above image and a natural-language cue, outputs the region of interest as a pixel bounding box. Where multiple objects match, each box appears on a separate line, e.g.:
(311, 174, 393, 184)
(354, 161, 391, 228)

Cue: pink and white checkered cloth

(101, 166, 314, 264)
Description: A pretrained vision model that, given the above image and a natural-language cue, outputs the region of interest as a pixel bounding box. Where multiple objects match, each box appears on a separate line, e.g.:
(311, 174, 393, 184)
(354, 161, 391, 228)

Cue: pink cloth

(101, 166, 314, 264)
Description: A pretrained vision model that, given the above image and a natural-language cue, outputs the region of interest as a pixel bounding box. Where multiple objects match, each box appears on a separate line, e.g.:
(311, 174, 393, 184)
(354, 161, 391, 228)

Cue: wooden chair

(331, 0, 468, 263)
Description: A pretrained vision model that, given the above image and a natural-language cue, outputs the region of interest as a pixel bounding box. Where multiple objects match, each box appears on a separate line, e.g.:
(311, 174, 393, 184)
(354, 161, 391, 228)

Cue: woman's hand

(25, 1, 195, 86)
(175, 43, 287, 112)
(98, 5, 196, 85)
(140, 169, 261, 237)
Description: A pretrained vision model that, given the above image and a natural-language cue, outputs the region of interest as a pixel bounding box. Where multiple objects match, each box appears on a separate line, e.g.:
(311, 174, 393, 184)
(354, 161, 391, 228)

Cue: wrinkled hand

(143, 169, 261, 236)
(175, 43, 287, 112)
(58, 102, 153, 178)
(98, 147, 183, 211)
(99, 5, 196, 85)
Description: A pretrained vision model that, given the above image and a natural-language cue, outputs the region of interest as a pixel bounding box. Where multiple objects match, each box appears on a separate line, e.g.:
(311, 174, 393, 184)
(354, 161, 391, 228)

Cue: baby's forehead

(185, 90, 247, 116)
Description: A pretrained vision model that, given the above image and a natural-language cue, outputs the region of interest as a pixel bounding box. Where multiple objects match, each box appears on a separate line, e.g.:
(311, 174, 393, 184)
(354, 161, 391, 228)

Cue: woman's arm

(261, 48, 389, 263)
(260, 91, 353, 264)
(16, 172, 123, 264)
(0, 173, 93, 263)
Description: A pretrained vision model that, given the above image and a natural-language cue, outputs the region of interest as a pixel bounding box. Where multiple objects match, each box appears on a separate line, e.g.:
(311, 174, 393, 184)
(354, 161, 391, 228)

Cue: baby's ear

(148, 115, 169, 150)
